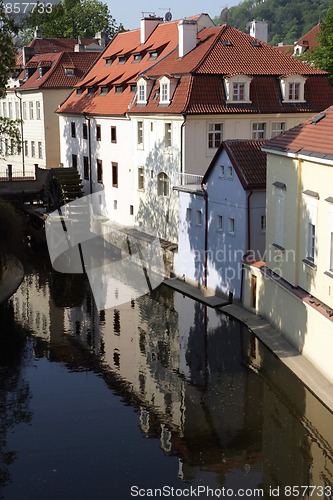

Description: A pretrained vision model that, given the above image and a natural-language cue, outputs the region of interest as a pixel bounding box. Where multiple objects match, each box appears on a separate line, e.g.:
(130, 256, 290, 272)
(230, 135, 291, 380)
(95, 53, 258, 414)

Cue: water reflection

(2, 262, 333, 498)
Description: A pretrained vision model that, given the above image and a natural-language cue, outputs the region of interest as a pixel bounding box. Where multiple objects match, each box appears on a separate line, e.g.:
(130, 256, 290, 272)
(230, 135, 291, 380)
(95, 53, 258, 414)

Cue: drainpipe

(240, 190, 253, 303)
(180, 114, 187, 183)
(201, 180, 208, 289)
(14, 89, 25, 176)
(84, 114, 92, 194)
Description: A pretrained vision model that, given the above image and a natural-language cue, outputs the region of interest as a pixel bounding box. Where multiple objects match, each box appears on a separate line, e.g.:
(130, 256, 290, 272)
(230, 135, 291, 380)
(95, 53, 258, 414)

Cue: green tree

(22, 0, 119, 40)
(0, 118, 22, 160)
(311, 6, 333, 85)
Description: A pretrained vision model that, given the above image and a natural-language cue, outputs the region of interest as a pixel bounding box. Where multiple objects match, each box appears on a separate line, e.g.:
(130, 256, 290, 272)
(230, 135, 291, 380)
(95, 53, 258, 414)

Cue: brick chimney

(140, 15, 163, 44)
(178, 20, 198, 58)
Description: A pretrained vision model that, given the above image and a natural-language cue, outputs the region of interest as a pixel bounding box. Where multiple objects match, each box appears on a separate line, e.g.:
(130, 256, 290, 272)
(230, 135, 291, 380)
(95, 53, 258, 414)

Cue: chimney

(178, 20, 198, 58)
(95, 31, 110, 47)
(34, 26, 41, 38)
(140, 15, 163, 44)
(249, 20, 268, 44)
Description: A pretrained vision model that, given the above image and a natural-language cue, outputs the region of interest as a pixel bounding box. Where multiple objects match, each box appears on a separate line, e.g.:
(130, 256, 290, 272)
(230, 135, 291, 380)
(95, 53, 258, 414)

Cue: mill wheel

(43, 168, 84, 210)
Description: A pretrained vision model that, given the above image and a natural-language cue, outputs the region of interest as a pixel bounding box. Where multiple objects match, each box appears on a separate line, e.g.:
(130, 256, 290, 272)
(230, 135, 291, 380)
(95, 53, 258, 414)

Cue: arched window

(157, 172, 170, 196)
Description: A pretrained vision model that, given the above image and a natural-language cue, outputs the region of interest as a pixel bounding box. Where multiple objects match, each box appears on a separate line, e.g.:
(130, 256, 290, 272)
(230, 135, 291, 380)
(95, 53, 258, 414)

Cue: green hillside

(216, 0, 331, 45)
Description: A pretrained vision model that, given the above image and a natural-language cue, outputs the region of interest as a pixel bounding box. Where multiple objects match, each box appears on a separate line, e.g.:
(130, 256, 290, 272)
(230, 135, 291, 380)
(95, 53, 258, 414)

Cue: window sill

(302, 258, 317, 270)
(324, 271, 333, 279)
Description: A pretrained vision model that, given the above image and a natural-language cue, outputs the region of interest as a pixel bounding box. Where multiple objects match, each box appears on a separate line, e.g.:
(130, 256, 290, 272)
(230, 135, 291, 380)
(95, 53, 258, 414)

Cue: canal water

(1, 252, 333, 500)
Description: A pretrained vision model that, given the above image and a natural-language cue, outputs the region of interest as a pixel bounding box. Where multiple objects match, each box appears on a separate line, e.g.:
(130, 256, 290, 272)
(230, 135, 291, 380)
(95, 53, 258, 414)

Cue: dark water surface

(1, 256, 333, 500)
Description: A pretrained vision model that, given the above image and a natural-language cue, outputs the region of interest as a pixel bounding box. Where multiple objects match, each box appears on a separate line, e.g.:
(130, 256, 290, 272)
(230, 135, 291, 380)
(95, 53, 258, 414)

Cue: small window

(219, 165, 225, 178)
(196, 210, 202, 225)
(130, 83, 137, 93)
(24, 140, 28, 156)
(149, 50, 158, 59)
(72, 154, 78, 169)
(71, 122, 76, 138)
(138, 166, 144, 190)
(87, 87, 94, 95)
(133, 53, 142, 62)
(227, 165, 233, 179)
(36, 101, 41, 119)
(8, 102, 12, 119)
(15, 101, 19, 119)
(97, 159, 103, 184)
(307, 222, 316, 262)
(208, 123, 222, 149)
(22, 102, 27, 120)
(114, 200, 118, 210)
(65, 68, 75, 76)
(130, 205, 134, 215)
(76, 88, 82, 96)
(289, 82, 300, 100)
(38, 67, 43, 78)
(232, 82, 245, 101)
(29, 101, 34, 119)
(100, 86, 108, 95)
(186, 208, 192, 223)
(137, 121, 143, 146)
(83, 123, 88, 140)
(112, 162, 118, 187)
(261, 215, 266, 233)
(164, 122, 172, 148)
(137, 83, 146, 103)
(83, 156, 89, 180)
(31, 140, 35, 157)
(115, 85, 123, 94)
(228, 217, 235, 234)
(160, 82, 169, 103)
(271, 122, 285, 138)
(38, 141, 42, 159)
(118, 55, 126, 64)
(96, 124, 101, 141)
(252, 122, 266, 140)
(217, 215, 223, 231)
(2, 102, 7, 117)
(105, 57, 112, 66)
(157, 172, 170, 197)
(111, 126, 117, 143)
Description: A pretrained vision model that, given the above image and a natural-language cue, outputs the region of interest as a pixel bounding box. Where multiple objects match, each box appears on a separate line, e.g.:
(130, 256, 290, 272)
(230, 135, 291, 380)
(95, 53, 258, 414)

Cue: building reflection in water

(8, 267, 333, 496)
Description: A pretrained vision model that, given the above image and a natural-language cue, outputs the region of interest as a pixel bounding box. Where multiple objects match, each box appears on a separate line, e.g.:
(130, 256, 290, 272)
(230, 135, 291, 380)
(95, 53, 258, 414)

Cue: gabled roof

(18, 52, 98, 90)
(295, 23, 320, 51)
(57, 15, 333, 117)
(203, 140, 267, 189)
(263, 105, 333, 159)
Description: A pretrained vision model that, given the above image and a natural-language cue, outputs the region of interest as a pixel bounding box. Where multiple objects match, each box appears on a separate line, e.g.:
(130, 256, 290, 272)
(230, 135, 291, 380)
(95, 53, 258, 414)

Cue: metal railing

(0, 164, 36, 181)
(174, 172, 204, 186)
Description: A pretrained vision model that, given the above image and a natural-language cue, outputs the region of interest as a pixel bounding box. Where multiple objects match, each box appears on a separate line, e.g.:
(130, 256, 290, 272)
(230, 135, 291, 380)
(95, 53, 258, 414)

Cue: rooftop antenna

(159, 7, 172, 22)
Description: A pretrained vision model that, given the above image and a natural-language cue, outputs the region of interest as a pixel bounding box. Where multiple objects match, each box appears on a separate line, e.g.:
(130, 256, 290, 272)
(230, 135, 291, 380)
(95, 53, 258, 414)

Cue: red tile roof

(57, 17, 333, 118)
(295, 23, 320, 51)
(263, 105, 333, 158)
(18, 52, 98, 90)
(203, 140, 266, 189)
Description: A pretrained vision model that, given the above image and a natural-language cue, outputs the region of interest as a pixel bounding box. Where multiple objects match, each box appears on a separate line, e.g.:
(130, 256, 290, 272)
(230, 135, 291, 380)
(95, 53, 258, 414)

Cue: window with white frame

(157, 172, 170, 196)
(38, 141, 42, 159)
(36, 101, 41, 120)
(137, 79, 146, 104)
(227, 165, 233, 179)
(280, 75, 306, 103)
(274, 186, 286, 249)
(219, 165, 225, 178)
(224, 74, 252, 103)
(138, 166, 144, 190)
(137, 121, 143, 146)
(208, 123, 223, 149)
(22, 102, 27, 120)
(15, 101, 19, 119)
(217, 215, 223, 231)
(31, 140, 35, 157)
(8, 102, 12, 119)
(24, 140, 28, 156)
(161, 82, 169, 103)
(304, 193, 318, 264)
(228, 217, 235, 234)
(271, 122, 285, 138)
(29, 101, 34, 119)
(164, 122, 172, 148)
(252, 122, 266, 140)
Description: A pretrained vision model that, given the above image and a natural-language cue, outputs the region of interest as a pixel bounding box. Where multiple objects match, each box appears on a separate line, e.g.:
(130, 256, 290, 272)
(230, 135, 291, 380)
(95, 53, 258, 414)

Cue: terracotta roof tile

(203, 140, 266, 189)
(263, 105, 333, 158)
(295, 23, 320, 50)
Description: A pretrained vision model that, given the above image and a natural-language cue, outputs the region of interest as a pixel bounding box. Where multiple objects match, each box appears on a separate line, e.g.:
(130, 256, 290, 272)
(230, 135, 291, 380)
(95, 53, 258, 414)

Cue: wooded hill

(215, 0, 331, 45)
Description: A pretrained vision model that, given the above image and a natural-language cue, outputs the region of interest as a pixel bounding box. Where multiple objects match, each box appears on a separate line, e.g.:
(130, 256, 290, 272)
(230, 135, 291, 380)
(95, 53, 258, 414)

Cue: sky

(106, 0, 241, 30)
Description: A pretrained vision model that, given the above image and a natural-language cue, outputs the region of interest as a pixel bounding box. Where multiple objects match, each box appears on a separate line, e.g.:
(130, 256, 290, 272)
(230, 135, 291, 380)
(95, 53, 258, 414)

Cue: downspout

(180, 114, 187, 180)
(201, 180, 208, 289)
(240, 190, 253, 303)
(84, 114, 92, 195)
(14, 89, 25, 176)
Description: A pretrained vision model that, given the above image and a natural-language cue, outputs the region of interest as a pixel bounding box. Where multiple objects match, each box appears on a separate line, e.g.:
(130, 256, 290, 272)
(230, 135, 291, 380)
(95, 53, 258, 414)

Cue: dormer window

(115, 85, 123, 94)
(133, 53, 142, 62)
(87, 86, 95, 95)
(118, 55, 126, 64)
(137, 78, 147, 104)
(100, 86, 108, 95)
(280, 75, 306, 103)
(64, 68, 75, 76)
(149, 50, 158, 59)
(104, 57, 112, 66)
(38, 67, 43, 78)
(160, 80, 170, 104)
(130, 83, 137, 93)
(76, 88, 83, 96)
(224, 74, 252, 103)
